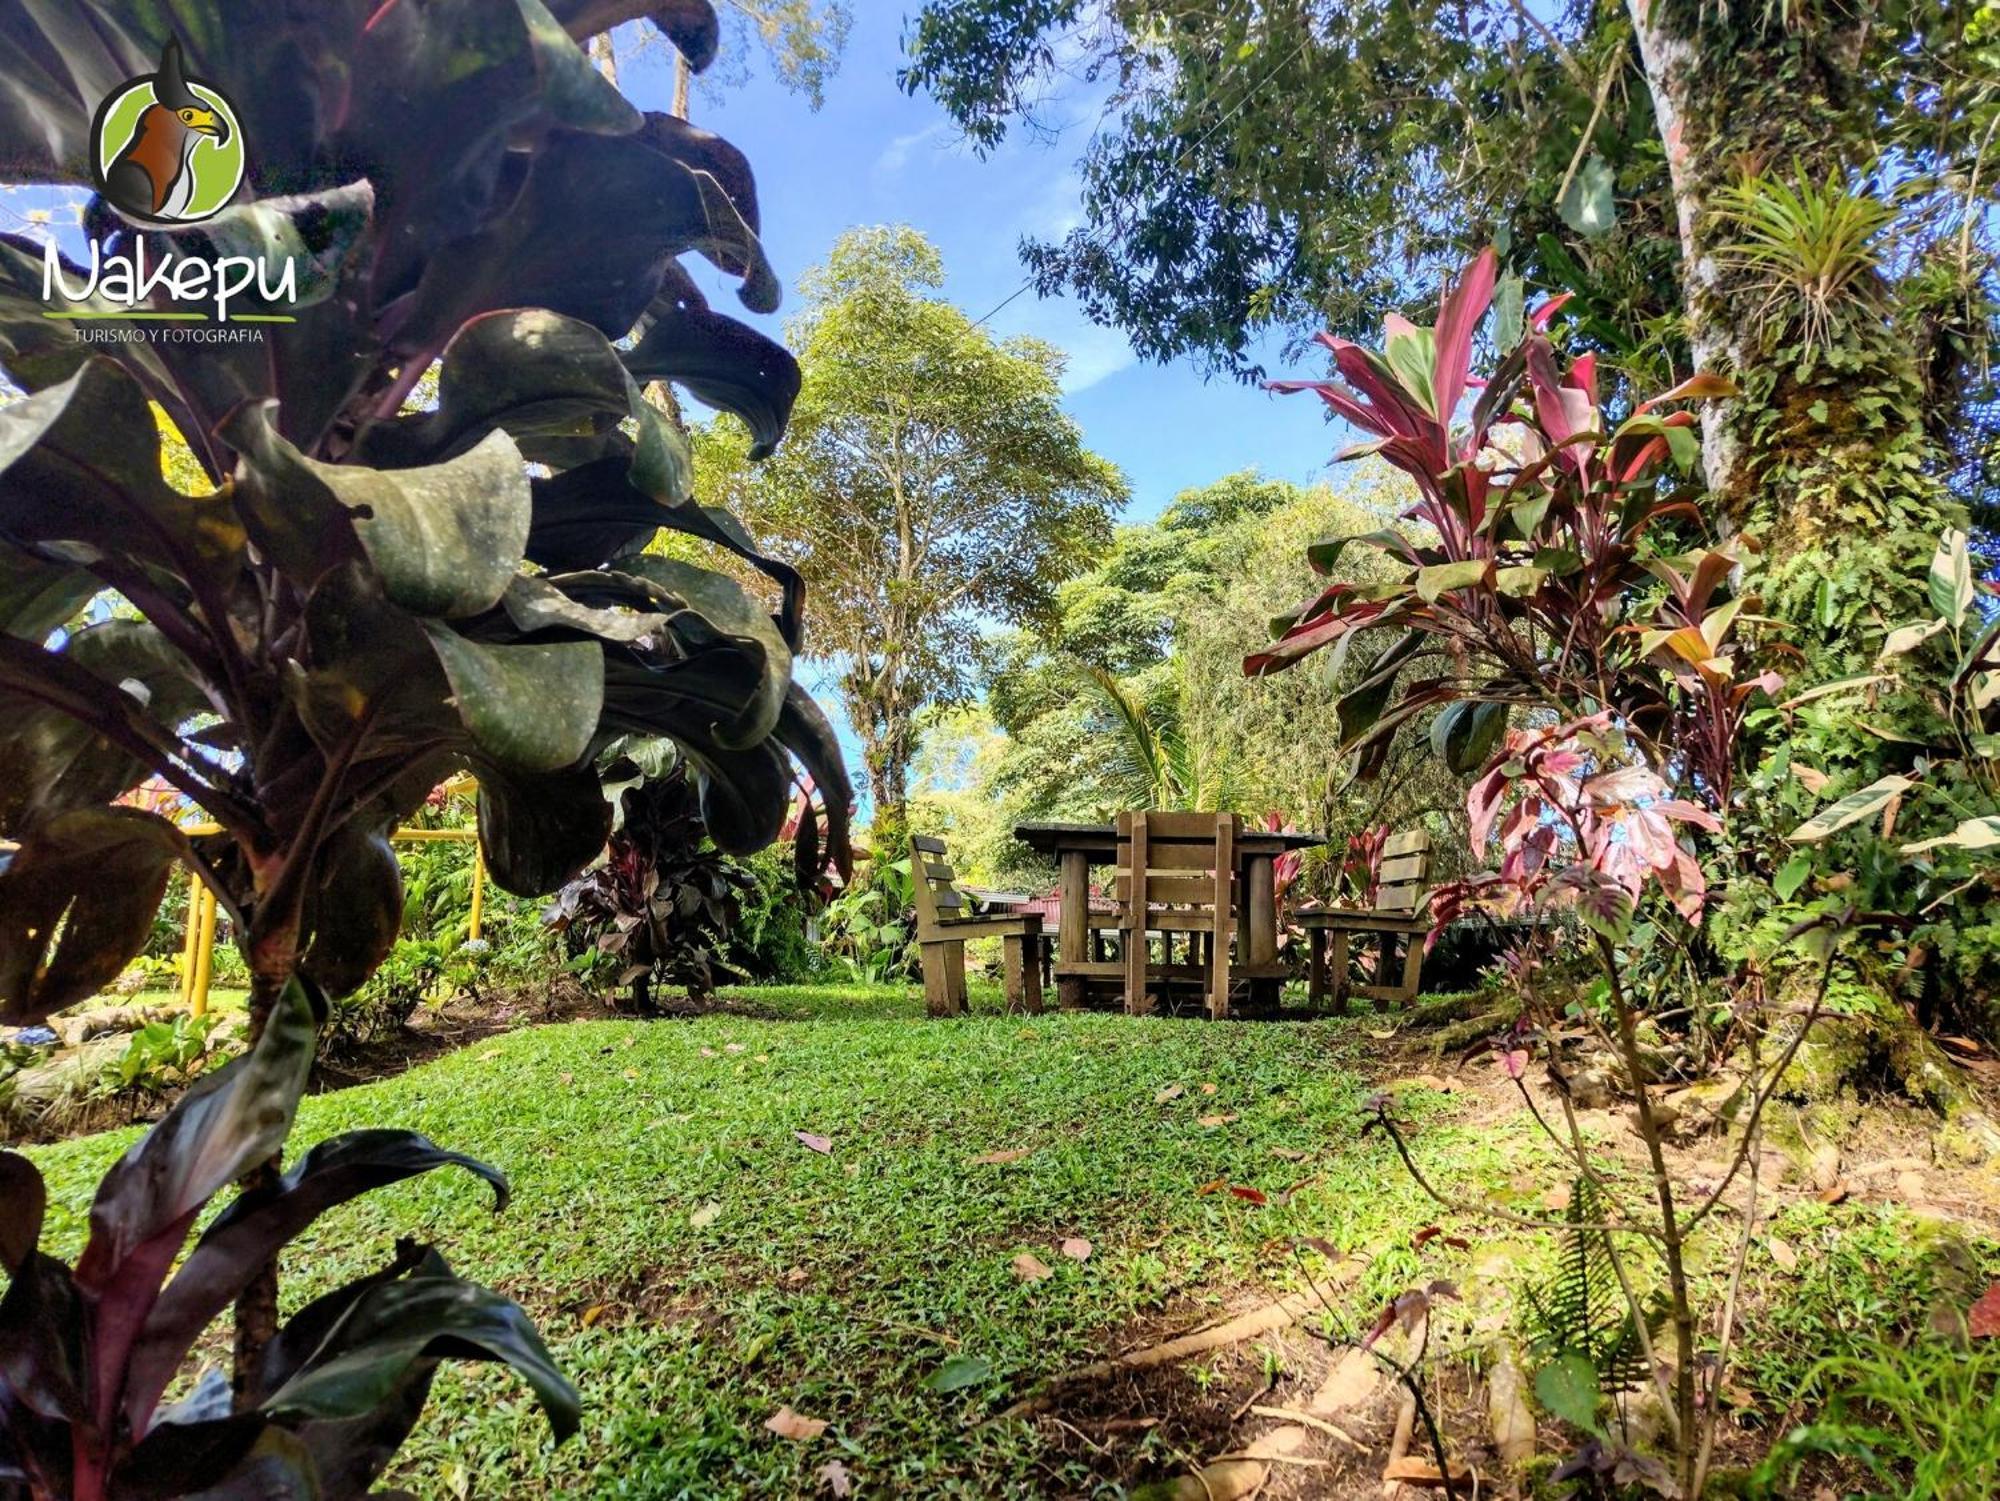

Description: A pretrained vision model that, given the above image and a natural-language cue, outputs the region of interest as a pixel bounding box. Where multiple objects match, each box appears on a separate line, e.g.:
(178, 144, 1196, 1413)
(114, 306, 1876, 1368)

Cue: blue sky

(617, 6, 1342, 528)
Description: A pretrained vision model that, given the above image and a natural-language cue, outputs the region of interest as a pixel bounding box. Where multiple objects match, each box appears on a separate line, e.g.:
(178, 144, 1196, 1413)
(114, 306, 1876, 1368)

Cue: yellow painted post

(467, 847, 487, 944)
(177, 883, 202, 1007)
(191, 886, 218, 1017)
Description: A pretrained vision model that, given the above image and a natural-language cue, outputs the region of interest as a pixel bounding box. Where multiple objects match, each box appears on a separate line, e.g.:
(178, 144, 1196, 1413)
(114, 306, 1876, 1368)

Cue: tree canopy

(694, 225, 1127, 829)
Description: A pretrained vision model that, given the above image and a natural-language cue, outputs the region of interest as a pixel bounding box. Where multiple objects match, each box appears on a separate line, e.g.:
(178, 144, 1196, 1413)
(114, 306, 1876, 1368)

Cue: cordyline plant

(1245, 255, 1823, 1497)
(545, 756, 749, 1010)
(1, 981, 576, 1500)
(0, 1, 849, 1495)
(1248, 248, 1769, 810)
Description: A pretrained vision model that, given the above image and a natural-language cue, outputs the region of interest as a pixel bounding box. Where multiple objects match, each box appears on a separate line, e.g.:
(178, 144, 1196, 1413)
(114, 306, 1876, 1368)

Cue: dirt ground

(1023, 1034, 2000, 1499)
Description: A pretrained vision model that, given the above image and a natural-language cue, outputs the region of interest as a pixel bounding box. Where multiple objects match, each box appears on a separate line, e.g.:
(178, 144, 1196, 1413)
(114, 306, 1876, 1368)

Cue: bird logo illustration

(91, 40, 244, 225)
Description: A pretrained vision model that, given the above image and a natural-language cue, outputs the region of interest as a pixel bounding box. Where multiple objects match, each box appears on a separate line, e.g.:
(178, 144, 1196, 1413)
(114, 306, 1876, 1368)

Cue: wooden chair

(1293, 830, 1433, 1010)
(1116, 811, 1239, 1019)
(911, 835, 1044, 1017)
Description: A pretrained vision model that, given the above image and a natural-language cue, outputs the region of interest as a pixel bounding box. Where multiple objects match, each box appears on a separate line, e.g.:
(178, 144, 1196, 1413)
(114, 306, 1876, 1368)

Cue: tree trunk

(231, 962, 291, 1406)
(863, 704, 915, 850)
(1625, 0, 1954, 627)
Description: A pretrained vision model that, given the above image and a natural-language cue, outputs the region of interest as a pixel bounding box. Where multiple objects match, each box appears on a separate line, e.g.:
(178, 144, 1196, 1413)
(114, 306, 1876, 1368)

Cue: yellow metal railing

(176, 823, 486, 1016)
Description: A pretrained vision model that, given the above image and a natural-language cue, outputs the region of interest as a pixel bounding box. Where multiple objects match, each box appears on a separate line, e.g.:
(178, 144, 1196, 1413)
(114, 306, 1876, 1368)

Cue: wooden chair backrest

(1114, 811, 1240, 927)
(1376, 830, 1432, 915)
(910, 833, 968, 938)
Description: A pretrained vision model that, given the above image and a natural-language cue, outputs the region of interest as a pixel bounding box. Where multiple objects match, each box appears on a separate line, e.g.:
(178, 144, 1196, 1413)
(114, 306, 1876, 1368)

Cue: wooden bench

(1292, 830, 1432, 1010)
(911, 834, 1044, 1017)
(1116, 811, 1239, 1019)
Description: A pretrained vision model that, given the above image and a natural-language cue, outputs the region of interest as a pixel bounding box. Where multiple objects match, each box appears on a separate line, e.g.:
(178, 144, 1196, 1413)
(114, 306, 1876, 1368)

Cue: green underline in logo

(41, 310, 298, 323)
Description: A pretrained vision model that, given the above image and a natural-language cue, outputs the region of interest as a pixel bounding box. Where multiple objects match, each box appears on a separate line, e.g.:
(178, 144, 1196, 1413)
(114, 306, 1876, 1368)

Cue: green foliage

(979, 468, 1466, 882)
(727, 845, 830, 984)
(818, 860, 918, 984)
(95, 1010, 239, 1099)
(1753, 1338, 2000, 1501)
(547, 764, 751, 1008)
(1714, 170, 1894, 352)
(2, 982, 574, 1500)
(1519, 1178, 1652, 1396)
(693, 224, 1124, 819)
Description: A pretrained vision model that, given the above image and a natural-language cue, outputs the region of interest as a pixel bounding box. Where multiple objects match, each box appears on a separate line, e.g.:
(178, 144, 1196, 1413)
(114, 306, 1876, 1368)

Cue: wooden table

(1013, 821, 1324, 1010)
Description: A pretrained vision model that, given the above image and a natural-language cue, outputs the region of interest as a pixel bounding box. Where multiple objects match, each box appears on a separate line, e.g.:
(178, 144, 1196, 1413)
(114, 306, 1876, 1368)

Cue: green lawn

(24, 984, 1502, 1499)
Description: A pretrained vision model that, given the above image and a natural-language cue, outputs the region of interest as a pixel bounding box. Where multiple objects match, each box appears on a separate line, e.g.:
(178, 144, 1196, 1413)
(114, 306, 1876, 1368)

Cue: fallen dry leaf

(972, 1148, 1031, 1165)
(755, 1053, 771, 1063)
(700, 1046, 718, 1058)
(621, 1068, 639, 1081)
(1012, 1251, 1053, 1282)
(1155, 1084, 1185, 1103)
(690, 1201, 721, 1229)
(1367, 1026, 1398, 1040)
(1542, 1184, 1573, 1212)
(1308, 1348, 1384, 1414)
(558, 1072, 574, 1086)
(795, 1131, 833, 1154)
(1060, 1237, 1092, 1263)
(1382, 1454, 1475, 1488)
(725, 1043, 746, 1054)
(1197, 1112, 1238, 1128)
(580, 1303, 609, 1327)
(1269, 1146, 1310, 1161)
(783, 1266, 809, 1286)
(1227, 1185, 1268, 1206)
(1794, 764, 1830, 794)
(1817, 1182, 1851, 1205)
(1145, 1459, 1267, 1501)
(1940, 1035, 1983, 1057)
(621, 1035, 637, 1049)
(1767, 1237, 1799, 1272)
(765, 1406, 827, 1441)
(1199, 1082, 1219, 1095)
(1969, 1280, 2000, 1339)
(817, 1458, 854, 1496)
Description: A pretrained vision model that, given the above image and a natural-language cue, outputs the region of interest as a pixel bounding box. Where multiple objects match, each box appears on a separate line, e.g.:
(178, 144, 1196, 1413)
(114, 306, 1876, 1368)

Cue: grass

(25, 983, 1996, 1498)
(25, 983, 1503, 1499)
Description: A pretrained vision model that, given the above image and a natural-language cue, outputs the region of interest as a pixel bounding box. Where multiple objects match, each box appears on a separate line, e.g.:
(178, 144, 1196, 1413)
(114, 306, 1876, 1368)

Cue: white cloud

(873, 121, 948, 178)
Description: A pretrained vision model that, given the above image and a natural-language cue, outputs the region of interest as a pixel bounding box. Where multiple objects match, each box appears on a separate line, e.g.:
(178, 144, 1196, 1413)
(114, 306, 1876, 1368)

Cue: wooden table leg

(1244, 853, 1278, 1010)
(1057, 849, 1088, 1010)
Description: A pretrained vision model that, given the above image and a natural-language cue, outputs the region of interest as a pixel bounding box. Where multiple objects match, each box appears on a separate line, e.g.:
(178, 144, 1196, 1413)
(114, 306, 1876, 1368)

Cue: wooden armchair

(1293, 830, 1432, 1010)
(1116, 811, 1239, 1019)
(911, 834, 1044, 1017)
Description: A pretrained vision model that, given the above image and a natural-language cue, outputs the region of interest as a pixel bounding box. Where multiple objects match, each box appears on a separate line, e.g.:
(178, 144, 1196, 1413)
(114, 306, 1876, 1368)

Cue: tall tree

(695, 226, 1126, 834)
(901, 0, 1997, 585)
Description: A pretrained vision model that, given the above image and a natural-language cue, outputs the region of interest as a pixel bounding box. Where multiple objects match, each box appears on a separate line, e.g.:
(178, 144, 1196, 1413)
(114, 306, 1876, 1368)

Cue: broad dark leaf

(0, 360, 244, 592)
(300, 824, 403, 1000)
(0, 1152, 45, 1275)
(77, 978, 316, 1437)
(1430, 699, 1508, 775)
(422, 626, 602, 774)
(475, 761, 611, 895)
(262, 1273, 579, 1443)
(1336, 630, 1425, 747)
(231, 406, 530, 620)
(627, 266, 800, 456)
(0, 621, 210, 838)
(109, 1411, 266, 1501)
(0, 547, 96, 641)
(355, 309, 689, 500)
(547, 0, 720, 68)
(0, 808, 188, 1025)
(128, 1134, 503, 1427)
(395, 129, 740, 353)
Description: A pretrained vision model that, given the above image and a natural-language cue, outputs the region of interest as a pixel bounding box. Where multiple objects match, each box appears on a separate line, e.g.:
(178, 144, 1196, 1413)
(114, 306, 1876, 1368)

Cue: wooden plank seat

(911, 834, 1043, 1016)
(1116, 810, 1240, 1019)
(1292, 830, 1433, 1009)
